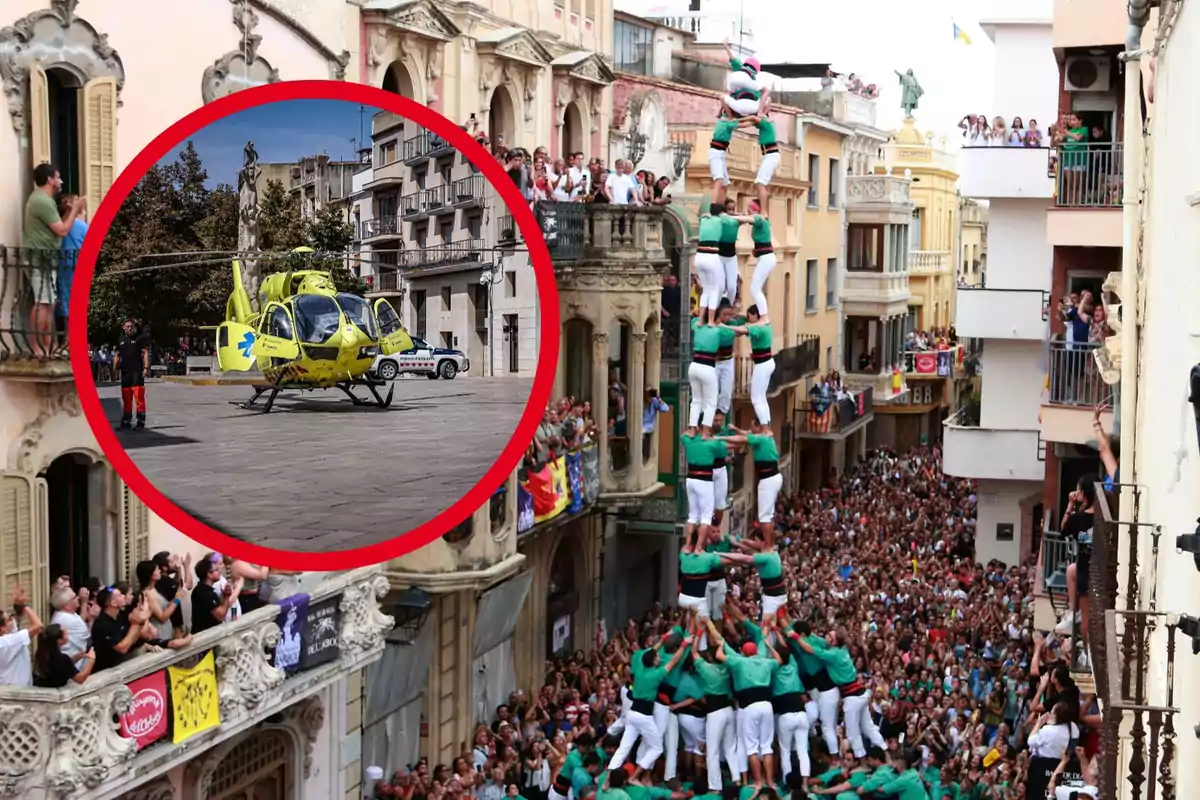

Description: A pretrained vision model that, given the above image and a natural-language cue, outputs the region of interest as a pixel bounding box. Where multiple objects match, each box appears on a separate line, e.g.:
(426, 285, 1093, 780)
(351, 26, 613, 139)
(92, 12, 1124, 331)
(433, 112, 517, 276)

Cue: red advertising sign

(119, 670, 169, 750)
(914, 353, 937, 374)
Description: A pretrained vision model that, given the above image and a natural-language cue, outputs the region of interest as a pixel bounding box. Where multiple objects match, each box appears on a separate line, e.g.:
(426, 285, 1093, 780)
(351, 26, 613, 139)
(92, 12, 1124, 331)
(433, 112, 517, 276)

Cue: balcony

(0, 567, 392, 800)
(398, 239, 487, 277)
(942, 406, 1045, 481)
(497, 212, 521, 244)
(959, 145, 1055, 199)
(1033, 531, 1075, 631)
(954, 285, 1049, 340)
(450, 175, 485, 208)
(732, 334, 820, 399)
(401, 191, 425, 219)
(906, 250, 952, 275)
(1047, 143, 1123, 248)
(423, 185, 452, 215)
(903, 345, 962, 379)
(1040, 341, 1116, 444)
(403, 130, 454, 165)
(534, 203, 668, 268)
(845, 175, 913, 219)
(845, 368, 909, 405)
(360, 216, 401, 241)
(842, 268, 911, 318)
(363, 157, 404, 191)
(0, 246, 74, 380)
(793, 386, 874, 440)
(781, 89, 877, 128)
(1052, 0, 1126, 49)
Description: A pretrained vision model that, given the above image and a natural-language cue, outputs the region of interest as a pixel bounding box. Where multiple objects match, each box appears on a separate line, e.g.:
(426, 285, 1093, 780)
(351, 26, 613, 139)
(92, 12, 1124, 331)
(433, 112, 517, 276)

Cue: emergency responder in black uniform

(113, 319, 150, 430)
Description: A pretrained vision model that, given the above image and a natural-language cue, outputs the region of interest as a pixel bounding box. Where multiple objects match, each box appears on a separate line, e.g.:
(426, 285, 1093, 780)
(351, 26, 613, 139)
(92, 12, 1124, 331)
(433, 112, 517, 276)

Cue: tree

(306, 204, 367, 294)
(257, 179, 306, 252)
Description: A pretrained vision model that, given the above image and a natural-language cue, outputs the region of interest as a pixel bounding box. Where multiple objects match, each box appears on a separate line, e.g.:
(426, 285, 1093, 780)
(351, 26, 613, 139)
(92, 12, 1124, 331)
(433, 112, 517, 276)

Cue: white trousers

(715, 358, 734, 414)
(815, 687, 842, 755)
(679, 713, 707, 754)
(704, 706, 741, 791)
(694, 253, 724, 312)
(678, 592, 709, 617)
(706, 579, 728, 620)
(737, 700, 775, 758)
(713, 465, 730, 510)
(725, 95, 760, 117)
(720, 255, 739, 302)
(751, 358, 775, 424)
(609, 686, 633, 737)
(756, 152, 781, 186)
(638, 702, 674, 773)
(609, 708, 662, 771)
(688, 362, 719, 427)
(757, 472, 782, 523)
(843, 692, 886, 758)
(761, 591, 787, 621)
(686, 478, 715, 526)
(776, 711, 811, 778)
(727, 71, 760, 95)
(708, 149, 730, 185)
(663, 709, 681, 780)
(749, 252, 777, 315)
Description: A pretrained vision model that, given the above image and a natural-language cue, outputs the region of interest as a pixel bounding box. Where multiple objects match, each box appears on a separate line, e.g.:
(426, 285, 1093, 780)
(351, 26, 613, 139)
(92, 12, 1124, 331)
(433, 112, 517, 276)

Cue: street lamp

(672, 141, 694, 179)
(479, 259, 506, 377)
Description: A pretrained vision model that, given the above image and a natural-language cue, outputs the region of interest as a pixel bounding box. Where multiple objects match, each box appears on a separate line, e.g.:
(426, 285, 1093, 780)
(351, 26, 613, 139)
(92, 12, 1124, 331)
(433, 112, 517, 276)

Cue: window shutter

(28, 65, 52, 170)
(80, 76, 118, 216)
(0, 473, 50, 619)
(119, 483, 150, 583)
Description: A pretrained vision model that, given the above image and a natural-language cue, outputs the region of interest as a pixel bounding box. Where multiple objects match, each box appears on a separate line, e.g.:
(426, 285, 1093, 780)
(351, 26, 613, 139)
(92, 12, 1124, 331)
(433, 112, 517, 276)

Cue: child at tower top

(722, 39, 771, 119)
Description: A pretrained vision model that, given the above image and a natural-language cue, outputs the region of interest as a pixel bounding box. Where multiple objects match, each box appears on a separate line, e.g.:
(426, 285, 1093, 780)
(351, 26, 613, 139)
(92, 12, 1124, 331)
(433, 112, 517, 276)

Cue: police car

(372, 336, 469, 381)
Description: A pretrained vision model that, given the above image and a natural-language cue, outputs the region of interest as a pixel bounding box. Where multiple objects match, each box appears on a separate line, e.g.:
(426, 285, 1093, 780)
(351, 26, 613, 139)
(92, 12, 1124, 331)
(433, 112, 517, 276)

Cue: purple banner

(273, 593, 310, 674)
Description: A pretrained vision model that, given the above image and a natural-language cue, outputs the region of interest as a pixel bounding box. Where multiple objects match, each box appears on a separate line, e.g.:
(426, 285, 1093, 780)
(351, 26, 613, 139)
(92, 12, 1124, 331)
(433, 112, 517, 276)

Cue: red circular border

(68, 80, 559, 570)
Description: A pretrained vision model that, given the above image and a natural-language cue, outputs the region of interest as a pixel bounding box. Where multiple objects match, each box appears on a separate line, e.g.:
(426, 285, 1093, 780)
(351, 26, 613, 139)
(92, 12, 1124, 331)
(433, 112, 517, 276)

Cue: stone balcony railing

(845, 175, 912, 207)
(907, 250, 952, 274)
(0, 567, 393, 800)
(534, 203, 669, 268)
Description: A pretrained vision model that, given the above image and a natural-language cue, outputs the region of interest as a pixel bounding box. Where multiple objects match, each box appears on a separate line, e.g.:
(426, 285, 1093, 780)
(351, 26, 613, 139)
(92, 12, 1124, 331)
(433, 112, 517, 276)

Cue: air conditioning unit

(1064, 56, 1112, 92)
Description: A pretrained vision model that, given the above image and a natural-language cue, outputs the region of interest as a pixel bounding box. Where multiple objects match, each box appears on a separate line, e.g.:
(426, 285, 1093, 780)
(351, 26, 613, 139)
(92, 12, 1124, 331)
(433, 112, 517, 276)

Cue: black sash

(687, 467, 714, 481)
(734, 685, 773, 706)
(705, 694, 732, 712)
(807, 668, 835, 692)
(761, 574, 786, 596)
(710, 139, 730, 151)
(772, 692, 805, 715)
(630, 697, 655, 715)
(679, 575, 709, 598)
(756, 460, 780, 479)
(751, 348, 773, 365)
(693, 353, 717, 367)
(718, 242, 737, 258)
(753, 245, 774, 257)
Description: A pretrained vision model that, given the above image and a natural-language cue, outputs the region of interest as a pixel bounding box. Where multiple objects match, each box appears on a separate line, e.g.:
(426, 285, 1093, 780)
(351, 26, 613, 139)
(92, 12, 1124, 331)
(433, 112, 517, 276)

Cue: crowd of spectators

(368, 446, 1105, 800)
(821, 70, 880, 99)
(0, 551, 273, 688)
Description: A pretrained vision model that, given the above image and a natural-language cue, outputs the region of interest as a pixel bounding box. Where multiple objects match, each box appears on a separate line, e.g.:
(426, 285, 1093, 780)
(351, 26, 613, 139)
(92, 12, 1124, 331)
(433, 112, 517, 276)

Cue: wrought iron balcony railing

(1047, 340, 1114, 407)
(0, 246, 75, 378)
(793, 386, 874, 435)
(399, 239, 486, 275)
(451, 175, 485, 206)
(1053, 142, 1124, 208)
(401, 192, 424, 218)
(360, 216, 400, 239)
(403, 130, 455, 164)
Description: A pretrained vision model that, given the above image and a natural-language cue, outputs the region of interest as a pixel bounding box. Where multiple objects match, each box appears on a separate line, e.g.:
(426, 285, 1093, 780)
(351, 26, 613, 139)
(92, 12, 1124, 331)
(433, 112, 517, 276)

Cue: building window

(825, 258, 837, 307)
(805, 259, 818, 312)
(828, 158, 840, 207)
(505, 271, 517, 298)
(614, 21, 653, 75)
(441, 286, 452, 309)
(826, 345, 833, 372)
(807, 155, 820, 206)
(442, 331, 454, 349)
(910, 208, 923, 249)
(380, 140, 397, 165)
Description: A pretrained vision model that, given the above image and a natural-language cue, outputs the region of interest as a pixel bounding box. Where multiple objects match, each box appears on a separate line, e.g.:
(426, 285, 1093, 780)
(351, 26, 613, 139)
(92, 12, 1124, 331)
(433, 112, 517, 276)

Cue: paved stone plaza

(97, 377, 535, 552)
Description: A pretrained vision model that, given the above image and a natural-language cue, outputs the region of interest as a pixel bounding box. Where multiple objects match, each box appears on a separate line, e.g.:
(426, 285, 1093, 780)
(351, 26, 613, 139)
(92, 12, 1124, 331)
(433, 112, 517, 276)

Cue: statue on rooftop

(895, 69, 924, 118)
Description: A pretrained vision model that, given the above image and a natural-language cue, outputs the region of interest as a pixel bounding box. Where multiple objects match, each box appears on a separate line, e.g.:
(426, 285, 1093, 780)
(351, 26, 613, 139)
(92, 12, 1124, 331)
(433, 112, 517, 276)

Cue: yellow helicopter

(214, 247, 414, 412)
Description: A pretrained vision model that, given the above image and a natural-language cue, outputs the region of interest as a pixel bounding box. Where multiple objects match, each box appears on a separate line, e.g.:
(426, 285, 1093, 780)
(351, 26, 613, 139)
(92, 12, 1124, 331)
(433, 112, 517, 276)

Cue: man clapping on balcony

(0, 586, 44, 685)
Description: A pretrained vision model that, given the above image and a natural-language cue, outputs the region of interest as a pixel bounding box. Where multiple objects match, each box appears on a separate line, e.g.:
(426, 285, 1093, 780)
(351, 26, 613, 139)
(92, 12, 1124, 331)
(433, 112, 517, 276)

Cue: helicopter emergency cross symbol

(238, 331, 255, 359)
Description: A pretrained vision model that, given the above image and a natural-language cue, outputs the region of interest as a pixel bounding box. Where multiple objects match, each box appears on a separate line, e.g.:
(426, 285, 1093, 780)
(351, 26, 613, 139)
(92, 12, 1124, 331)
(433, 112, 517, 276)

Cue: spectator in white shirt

(567, 151, 589, 199)
(604, 160, 640, 206)
(0, 586, 44, 686)
(49, 583, 96, 661)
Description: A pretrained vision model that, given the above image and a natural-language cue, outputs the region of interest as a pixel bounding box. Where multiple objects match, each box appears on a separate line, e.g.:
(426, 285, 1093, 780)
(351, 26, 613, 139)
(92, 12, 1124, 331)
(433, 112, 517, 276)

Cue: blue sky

(161, 99, 379, 188)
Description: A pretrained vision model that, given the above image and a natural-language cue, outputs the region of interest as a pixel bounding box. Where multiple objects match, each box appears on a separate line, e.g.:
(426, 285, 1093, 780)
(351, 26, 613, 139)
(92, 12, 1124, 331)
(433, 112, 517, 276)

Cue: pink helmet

(745, 57, 761, 72)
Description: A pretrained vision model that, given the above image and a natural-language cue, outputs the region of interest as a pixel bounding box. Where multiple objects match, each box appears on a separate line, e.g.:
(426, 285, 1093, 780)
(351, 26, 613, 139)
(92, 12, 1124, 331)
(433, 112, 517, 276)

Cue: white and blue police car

(371, 336, 469, 381)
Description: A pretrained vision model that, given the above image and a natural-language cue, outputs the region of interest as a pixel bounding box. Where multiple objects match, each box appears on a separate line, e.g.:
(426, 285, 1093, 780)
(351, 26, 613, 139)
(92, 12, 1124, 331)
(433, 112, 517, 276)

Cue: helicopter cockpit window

(293, 294, 343, 344)
(267, 305, 294, 340)
(376, 301, 404, 337)
(338, 293, 377, 339)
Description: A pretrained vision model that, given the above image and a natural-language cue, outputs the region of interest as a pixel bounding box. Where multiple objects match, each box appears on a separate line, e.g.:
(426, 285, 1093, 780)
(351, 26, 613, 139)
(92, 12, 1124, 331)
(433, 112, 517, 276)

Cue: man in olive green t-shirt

(24, 163, 83, 357)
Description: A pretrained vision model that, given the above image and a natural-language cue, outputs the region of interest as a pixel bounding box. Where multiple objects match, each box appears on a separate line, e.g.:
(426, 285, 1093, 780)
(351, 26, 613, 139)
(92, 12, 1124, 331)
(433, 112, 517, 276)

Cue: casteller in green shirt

(698, 214, 724, 244)
(750, 216, 772, 247)
(877, 768, 929, 800)
(629, 653, 668, 702)
(680, 551, 722, 577)
(751, 549, 783, 580)
(691, 318, 722, 355)
(691, 658, 733, 698)
(756, 118, 778, 150)
(721, 643, 778, 692)
(747, 323, 773, 355)
(24, 190, 62, 251)
(807, 642, 857, 686)
(681, 434, 717, 469)
(711, 119, 739, 150)
(859, 764, 898, 794)
(624, 784, 673, 800)
(746, 432, 779, 465)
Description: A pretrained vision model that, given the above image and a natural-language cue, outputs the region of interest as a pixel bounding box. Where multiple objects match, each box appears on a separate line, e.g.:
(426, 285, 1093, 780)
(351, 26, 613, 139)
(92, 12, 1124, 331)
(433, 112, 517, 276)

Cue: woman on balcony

(721, 305, 774, 426)
(1053, 475, 1097, 662)
(33, 624, 95, 688)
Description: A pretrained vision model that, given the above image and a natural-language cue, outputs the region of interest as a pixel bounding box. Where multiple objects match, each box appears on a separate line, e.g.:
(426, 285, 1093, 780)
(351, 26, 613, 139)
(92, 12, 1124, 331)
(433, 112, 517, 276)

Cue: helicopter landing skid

(232, 376, 285, 413)
(336, 378, 395, 409)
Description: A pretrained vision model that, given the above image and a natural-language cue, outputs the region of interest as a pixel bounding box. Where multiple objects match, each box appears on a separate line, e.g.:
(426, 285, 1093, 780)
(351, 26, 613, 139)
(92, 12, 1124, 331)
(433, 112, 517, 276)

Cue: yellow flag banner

(168, 650, 221, 744)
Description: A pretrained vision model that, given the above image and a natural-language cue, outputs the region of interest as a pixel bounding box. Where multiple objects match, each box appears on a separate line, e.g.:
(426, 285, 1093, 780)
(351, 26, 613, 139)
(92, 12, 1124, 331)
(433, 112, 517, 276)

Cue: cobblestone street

(97, 377, 535, 552)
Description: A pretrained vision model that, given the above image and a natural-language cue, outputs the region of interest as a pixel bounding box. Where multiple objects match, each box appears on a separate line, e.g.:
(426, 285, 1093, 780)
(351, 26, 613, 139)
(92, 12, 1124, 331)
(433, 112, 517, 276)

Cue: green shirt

(814, 768, 845, 788)
(624, 785, 672, 800)
(860, 765, 898, 792)
(712, 119, 739, 145)
(747, 323, 772, 353)
(878, 769, 928, 800)
(710, 438, 729, 462)
(752, 550, 783, 580)
(750, 216, 772, 245)
(718, 215, 741, 244)
(563, 749, 584, 782)
(706, 536, 732, 553)
(631, 657, 667, 702)
(597, 788, 632, 800)
(739, 619, 764, 644)
(757, 119, 777, 147)
(680, 551, 722, 576)
(790, 634, 828, 678)
(23, 191, 62, 251)
(692, 318, 722, 355)
(771, 656, 804, 695)
(698, 214, 724, 242)
(717, 325, 737, 354)
(692, 658, 732, 697)
(571, 766, 596, 794)
(676, 669, 706, 703)
(810, 644, 857, 686)
(747, 432, 779, 465)
(682, 434, 716, 469)
(721, 644, 778, 690)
